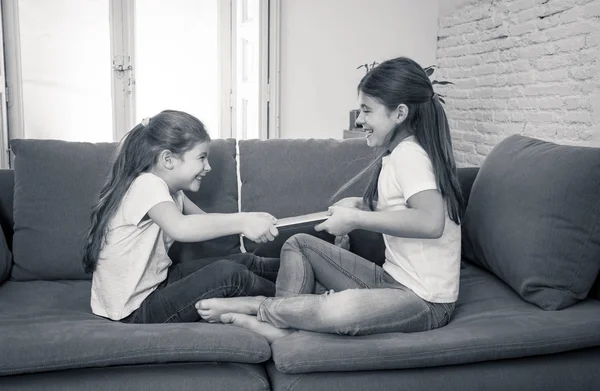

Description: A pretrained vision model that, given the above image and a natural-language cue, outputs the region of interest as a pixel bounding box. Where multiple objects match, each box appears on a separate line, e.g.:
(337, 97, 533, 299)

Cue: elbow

(426, 218, 445, 239)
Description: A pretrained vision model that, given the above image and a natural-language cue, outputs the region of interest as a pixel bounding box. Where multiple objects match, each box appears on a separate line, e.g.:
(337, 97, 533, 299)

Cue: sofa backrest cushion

(462, 134, 600, 310)
(10, 138, 239, 281)
(11, 139, 116, 280)
(239, 138, 374, 253)
(0, 224, 11, 284)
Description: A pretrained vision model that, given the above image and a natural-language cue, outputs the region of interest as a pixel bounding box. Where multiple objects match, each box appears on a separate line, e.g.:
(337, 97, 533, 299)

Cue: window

(0, 0, 280, 168)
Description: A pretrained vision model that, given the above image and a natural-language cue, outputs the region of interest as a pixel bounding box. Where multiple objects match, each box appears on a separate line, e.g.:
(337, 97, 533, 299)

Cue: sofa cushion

(239, 138, 374, 253)
(461, 134, 600, 310)
(11, 139, 116, 280)
(266, 349, 600, 391)
(0, 280, 271, 376)
(0, 225, 10, 285)
(0, 363, 271, 391)
(269, 262, 600, 374)
(10, 138, 239, 281)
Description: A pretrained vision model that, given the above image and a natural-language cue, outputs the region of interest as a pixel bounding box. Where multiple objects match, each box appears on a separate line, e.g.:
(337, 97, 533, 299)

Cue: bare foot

(220, 313, 293, 344)
(195, 296, 266, 322)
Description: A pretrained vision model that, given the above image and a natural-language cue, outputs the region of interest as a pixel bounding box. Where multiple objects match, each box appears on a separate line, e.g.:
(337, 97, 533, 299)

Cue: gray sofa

(1, 134, 600, 391)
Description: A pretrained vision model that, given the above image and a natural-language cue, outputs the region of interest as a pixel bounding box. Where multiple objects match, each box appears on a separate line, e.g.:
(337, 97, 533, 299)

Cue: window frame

(0, 0, 280, 168)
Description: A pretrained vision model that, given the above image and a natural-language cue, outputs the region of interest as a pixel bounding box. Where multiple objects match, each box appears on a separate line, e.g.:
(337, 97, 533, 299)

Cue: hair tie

(141, 117, 150, 127)
(431, 93, 438, 101)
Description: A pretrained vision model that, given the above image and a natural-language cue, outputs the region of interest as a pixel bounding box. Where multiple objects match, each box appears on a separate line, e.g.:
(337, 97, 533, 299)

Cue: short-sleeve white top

(91, 173, 184, 320)
(378, 136, 461, 303)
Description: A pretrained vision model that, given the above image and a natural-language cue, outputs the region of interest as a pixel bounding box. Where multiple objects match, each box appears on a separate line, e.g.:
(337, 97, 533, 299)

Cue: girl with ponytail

(196, 57, 465, 342)
(83, 110, 280, 324)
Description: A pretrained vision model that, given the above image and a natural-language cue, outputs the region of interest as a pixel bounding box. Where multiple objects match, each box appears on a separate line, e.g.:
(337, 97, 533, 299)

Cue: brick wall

(436, 0, 600, 166)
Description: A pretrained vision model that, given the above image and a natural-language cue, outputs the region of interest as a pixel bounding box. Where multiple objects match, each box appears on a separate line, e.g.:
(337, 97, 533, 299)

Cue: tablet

(274, 211, 330, 228)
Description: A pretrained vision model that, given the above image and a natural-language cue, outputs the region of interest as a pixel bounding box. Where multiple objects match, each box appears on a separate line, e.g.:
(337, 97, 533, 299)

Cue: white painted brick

(508, 0, 538, 14)
(523, 82, 581, 96)
(564, 20, 600, 36)
(562, 110, 593, 123)
(533, 53, 577, 70)
(559, 7, 584, 23)
(536, 68, 570, 82)
(544, 0, 575, 15)
(513, 7, 541, 24)
(565, 96, 591, 109)
(555, 36, 586, 52)
(536, 97, 565, 109)
(586, 31, 600, 47)
(476, 144, 495, 155)
(569, 66, 596, 80)
(537, 14, 561, 30)
(493, 111, 512, 122)
(585, 1, 600, 16)
(511, 20, 540, 36)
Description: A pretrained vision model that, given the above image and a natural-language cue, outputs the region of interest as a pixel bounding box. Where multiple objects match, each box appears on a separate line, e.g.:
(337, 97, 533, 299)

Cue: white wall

(279, 0, 439, 139)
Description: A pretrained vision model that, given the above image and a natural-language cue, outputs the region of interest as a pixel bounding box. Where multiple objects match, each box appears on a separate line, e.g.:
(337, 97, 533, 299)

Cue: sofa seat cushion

(0, 280, 271, 376)
(0, 362, 271, 391)
(269, 262, 600, 374)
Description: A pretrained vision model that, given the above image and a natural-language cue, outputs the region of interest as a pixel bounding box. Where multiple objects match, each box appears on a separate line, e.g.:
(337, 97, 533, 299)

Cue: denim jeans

(123, 253, 279, 323)
(257, 233, 455, 335)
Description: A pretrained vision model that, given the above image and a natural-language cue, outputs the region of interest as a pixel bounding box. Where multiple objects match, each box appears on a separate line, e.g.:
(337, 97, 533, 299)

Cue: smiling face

(170, 141, 211, 193)
(356, 91, 403, 148)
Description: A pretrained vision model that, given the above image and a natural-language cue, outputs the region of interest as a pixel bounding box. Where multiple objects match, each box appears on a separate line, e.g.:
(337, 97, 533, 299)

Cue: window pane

(19, 0, 112, 142)
(235, 0, 259, 139)
(134, 0, 219, 138)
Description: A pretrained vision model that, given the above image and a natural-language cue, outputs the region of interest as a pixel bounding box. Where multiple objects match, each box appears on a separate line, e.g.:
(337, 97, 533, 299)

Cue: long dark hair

(334, 57, 464, 225)
(82, 110, 210, 274)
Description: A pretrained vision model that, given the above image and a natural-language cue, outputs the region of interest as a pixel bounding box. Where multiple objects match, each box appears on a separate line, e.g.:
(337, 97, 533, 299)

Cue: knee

(282, 233, 317, 256)
(318, 291, 361, 336)
(207, 259, 248, 277)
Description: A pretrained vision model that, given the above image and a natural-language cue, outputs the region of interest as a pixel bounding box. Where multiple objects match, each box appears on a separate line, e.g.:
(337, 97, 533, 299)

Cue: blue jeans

(123, 253, 279, 323)
(257, 233, 455, 335)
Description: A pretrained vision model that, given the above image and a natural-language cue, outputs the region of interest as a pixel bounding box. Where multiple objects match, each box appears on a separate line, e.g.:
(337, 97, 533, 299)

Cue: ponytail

(411, 97, 464, 224)
(82, 125, 147, 274)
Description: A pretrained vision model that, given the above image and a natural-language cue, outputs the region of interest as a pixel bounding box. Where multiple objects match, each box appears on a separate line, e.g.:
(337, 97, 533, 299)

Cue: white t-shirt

(378, 136, 461, 303)
(91, 173, 184, 320)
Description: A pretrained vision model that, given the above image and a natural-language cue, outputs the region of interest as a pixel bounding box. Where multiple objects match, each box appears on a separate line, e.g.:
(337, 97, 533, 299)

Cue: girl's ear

(395, 104, 409, 124)
(158, 149, 175, 170)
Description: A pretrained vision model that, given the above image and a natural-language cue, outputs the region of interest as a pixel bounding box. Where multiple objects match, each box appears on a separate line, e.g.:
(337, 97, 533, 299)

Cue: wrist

(350, 209, 364, 230)
(236, 213, 248, 234)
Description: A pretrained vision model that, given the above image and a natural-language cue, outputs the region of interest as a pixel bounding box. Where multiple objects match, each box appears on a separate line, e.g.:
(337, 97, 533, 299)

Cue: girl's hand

(242, 212, 279, 243)
(315, 206, 358, 236)
(332, 197, 363, 209)
(334, 234, 350, 251)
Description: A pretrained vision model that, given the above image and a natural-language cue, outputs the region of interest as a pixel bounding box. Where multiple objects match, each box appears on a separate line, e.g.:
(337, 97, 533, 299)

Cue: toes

(220, 313, 235, 324)
(195, 299, 209, 310)
(198, 309, 211, 318)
